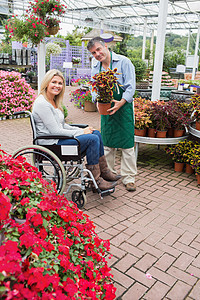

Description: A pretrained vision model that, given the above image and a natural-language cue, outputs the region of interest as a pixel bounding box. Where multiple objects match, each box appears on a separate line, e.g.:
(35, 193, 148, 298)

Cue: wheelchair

(12, 111, 115, 209)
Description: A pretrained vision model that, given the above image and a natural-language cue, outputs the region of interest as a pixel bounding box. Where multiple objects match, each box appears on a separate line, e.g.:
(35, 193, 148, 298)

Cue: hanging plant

(46, 42, 62, 56)
(4, 0, 67, 45)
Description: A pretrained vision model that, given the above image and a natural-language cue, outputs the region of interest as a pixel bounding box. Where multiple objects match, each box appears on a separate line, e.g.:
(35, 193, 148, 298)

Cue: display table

(170, 90, 194, 102)
(188, 123, 200, 139)
(135, 134, 189, 161)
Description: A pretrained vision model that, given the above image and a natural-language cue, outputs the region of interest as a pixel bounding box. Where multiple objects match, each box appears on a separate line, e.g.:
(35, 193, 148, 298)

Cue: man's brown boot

(86, 164, 117, 191)
(99, 155, 121, 181)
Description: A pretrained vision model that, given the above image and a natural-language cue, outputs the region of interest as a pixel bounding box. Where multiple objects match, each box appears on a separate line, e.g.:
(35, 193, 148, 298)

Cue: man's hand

(107, 98, 126, 115)
(84, 126, 94, 134)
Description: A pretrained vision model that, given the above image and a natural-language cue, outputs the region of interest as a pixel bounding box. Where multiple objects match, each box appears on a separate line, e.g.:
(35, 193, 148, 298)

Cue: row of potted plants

(165, 139, 200, 183)
(134, 97, 197, 138)
(0, 149, 116, 299)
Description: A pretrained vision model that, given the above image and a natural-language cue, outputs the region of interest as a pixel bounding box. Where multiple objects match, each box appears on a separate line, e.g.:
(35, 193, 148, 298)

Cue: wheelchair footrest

(100, 187, 115, 197)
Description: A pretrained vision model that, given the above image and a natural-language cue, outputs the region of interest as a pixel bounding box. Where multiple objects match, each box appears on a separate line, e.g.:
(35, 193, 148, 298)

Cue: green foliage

(163, 49, 185, 73)
(129, 58, 147, 82)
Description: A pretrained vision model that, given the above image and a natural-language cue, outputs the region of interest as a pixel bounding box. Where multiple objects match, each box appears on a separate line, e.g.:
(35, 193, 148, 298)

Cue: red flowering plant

(4, 0, 67, 45)
(0, 149, 116, 299)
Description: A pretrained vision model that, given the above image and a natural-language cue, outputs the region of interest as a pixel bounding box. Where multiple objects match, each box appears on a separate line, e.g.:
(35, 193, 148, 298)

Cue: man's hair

(87, 36, 105, 50)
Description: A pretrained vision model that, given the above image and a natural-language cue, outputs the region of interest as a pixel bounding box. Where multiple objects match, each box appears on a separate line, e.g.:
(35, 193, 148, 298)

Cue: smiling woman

(32, 69, 120, 191)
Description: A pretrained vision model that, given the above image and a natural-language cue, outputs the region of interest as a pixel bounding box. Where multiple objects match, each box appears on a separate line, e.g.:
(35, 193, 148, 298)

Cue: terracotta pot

(196, 121, 200, 131)
(185, 163, 194, 174)
(135, 128, 147, 137)
(156, 130, 167, 138)
(97, 102, 111, 115)
(174, 129, 185, 138)
(84, 101, 97, 112)
(48, 26, 59, 35)
(167, 127, 174, 137)
(196, 174, 200, 185)
(174, 162, 184, 172)
(148, 128, 156, 138)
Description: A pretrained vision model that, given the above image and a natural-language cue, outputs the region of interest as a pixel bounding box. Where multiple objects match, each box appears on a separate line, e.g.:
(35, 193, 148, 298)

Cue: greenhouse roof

(2, 0, 200, 36)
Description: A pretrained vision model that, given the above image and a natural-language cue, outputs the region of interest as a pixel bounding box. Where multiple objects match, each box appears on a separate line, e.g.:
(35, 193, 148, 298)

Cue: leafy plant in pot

(189, 94, 200, 131)
(165, 100, 191, 137)
(89, 68, 120, 115)
(134, 97, 152, 136)
(150, 101, 170, 138)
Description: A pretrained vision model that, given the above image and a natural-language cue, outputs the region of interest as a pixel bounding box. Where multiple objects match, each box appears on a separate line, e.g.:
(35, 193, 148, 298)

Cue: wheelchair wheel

(71, 190, 87, 209)
(12, 145, 66, 195)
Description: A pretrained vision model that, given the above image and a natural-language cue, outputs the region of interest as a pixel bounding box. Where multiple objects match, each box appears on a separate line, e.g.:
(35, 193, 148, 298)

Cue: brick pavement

(1, 86, 200, 299)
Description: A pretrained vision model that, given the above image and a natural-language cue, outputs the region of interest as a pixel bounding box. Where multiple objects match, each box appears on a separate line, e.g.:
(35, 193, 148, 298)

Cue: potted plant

(134, 97, 152, 136)
(166, 100, 191, 137)
(5, 0, 67, 44)
(72, 57, 81, 65)
(89, 68, 120, 115)
(46, 42, 62, 56)
(150, 101, 170, 138)
(165, 142, 185, 172)
(190, 94, 200, 131)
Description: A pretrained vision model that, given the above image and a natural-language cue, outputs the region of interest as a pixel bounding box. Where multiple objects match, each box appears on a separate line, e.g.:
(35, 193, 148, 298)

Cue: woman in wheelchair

(32, 69, 121, 191)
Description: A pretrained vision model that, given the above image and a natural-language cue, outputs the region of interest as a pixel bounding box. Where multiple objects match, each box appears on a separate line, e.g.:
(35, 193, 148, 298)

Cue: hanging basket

(48, 26, 59, 35)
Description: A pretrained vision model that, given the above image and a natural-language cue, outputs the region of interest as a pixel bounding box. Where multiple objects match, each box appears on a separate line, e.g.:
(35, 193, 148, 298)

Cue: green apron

(100, 54, 134, 148)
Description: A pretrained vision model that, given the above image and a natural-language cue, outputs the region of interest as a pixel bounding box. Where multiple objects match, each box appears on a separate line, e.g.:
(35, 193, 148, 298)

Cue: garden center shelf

(188, 123, 200, 139)
(135, 134, 189, 161)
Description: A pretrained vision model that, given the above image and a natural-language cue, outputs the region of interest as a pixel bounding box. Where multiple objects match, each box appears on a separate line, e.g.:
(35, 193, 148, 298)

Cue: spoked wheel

(71, 190, 87, 209)
(12, 145, 66, 195)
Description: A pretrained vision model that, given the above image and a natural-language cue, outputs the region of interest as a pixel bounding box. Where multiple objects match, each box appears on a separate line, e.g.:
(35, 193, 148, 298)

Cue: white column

(142, 18, 147, 60)
(149, 29, 154, 67)
(192, 23, 200, 80)
(186, 29, 191, 60)
(37, 42, 46, 93)
(151, 0, 168, 102)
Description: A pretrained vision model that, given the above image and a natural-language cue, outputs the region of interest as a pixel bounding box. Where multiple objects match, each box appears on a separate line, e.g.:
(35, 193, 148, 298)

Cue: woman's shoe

(99, 155, 121, 181)
(86, 163, 117, 191)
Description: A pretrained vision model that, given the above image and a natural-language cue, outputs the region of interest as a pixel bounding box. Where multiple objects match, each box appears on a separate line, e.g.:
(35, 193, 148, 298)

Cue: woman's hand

(84, 126, 94, 134)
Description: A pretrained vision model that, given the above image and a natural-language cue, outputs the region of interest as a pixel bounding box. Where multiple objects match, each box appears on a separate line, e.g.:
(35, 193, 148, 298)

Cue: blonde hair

(38, 69, 65, 109)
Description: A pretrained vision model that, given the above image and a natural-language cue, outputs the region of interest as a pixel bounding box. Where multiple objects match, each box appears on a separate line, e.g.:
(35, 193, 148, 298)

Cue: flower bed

(0, 149, 116, 299)
(0, 71, 36, 118)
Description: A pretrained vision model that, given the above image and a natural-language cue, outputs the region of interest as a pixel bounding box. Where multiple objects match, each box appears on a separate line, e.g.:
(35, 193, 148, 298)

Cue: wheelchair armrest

(70, 124, 88, 128)
(33, 135, 81, 146)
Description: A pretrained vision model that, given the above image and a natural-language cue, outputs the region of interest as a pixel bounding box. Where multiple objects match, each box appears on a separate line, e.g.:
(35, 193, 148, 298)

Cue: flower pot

(173, 129, 185, 138)
(97, 102, 111, 115)
(167, 127, 174, 137)
(196, 174, 200, 185)
(148, 128, 156, 138)
(156, 130, 167, 138)
(196, 121, 200, 131)
(174, 162, 184, 172)
(135, 128, 147, 137)
(48, 26, 59, 35)
(84, 101, 97, 112)
(185, 163, 194, 174)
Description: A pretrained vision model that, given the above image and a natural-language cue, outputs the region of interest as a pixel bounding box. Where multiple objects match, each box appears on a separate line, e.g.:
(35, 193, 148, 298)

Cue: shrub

(0, 71, 36, 117)
(0, 149, 116, 299)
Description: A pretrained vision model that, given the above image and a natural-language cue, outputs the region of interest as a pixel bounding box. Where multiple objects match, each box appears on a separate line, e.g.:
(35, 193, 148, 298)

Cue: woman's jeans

(57, 130, 104, 165)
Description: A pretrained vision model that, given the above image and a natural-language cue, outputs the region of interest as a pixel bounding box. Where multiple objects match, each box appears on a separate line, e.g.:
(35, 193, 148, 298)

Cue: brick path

(1, 87, 200, 299)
